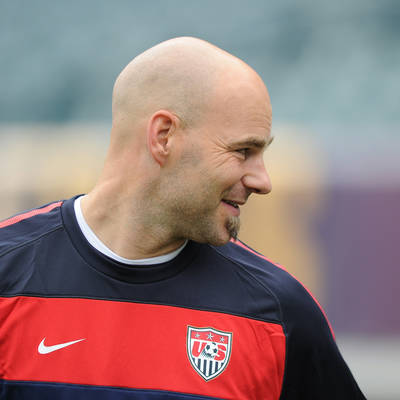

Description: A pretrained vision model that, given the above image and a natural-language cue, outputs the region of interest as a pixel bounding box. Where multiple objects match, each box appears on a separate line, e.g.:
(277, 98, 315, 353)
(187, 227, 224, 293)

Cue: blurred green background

(1, 1, 399, 398)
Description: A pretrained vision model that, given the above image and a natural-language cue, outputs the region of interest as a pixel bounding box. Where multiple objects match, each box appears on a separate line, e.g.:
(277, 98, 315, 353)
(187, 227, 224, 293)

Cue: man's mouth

(222, 199, 239, 209)
(221, 199, 244, 216)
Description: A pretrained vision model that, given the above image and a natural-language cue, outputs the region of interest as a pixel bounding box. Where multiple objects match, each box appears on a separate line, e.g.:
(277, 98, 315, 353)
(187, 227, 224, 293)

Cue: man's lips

(221, 199, 243, 216)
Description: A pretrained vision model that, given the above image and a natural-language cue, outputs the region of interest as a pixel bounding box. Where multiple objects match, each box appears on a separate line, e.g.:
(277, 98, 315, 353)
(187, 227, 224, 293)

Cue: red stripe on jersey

(0, 296, 286, 400)
(0, 202, 62, 229)
(231, 239, 336, 340)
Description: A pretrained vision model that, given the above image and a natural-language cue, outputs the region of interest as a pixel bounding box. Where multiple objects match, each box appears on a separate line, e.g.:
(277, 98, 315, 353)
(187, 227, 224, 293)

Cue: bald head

(111, 37, 266, 134)
(85, 37, 272, 254)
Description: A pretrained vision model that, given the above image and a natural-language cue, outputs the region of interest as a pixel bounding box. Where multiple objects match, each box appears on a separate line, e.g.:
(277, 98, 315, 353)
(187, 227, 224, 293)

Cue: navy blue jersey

(0, 196, 365, 399)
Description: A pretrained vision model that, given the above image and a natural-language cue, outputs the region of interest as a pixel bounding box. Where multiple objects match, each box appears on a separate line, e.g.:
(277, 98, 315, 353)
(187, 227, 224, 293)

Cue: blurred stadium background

(1, 1, 399, 398)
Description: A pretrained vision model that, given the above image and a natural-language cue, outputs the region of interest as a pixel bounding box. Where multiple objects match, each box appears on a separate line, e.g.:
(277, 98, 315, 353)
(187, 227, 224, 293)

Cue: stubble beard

(169, 208, 241, 246)
(159, 177, 241, 245)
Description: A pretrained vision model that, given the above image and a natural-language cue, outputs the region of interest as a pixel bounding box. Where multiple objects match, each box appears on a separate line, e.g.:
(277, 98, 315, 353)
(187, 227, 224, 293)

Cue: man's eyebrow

(231, 135, 274, 149)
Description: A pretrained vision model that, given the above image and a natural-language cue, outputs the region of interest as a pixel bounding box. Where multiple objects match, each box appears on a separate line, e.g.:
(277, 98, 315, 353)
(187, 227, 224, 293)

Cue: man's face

(163, 77, 273, 246)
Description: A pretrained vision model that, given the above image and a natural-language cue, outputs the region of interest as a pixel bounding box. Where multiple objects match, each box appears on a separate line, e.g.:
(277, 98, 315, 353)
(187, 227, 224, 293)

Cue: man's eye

(236, 148, 250, 158)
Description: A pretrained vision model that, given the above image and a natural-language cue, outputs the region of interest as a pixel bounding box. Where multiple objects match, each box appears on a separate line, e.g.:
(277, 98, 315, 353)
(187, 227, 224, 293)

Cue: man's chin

(188, 216, 240, 247)
(199, 223, 239, 247)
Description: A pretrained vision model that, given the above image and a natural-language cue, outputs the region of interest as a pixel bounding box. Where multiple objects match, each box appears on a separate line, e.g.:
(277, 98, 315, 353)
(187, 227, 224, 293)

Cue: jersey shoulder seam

(224, 241, 336, 340)
(208, 244, 286, 327)
(0, 225, 64, 259)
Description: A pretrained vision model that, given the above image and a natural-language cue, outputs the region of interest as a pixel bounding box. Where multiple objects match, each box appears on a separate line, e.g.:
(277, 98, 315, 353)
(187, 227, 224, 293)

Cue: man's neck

(80, 190, 187, 260)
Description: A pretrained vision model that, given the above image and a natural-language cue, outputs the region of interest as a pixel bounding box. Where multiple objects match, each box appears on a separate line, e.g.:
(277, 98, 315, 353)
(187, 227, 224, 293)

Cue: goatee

(226, 216, 240, 240)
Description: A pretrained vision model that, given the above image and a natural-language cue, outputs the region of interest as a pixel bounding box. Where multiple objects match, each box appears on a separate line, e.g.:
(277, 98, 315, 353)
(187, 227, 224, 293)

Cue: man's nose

(242, 157, 272, 195)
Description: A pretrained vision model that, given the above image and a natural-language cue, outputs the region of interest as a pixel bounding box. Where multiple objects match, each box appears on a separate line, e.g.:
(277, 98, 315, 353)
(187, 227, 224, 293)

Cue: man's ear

(147, 110, 178, 165)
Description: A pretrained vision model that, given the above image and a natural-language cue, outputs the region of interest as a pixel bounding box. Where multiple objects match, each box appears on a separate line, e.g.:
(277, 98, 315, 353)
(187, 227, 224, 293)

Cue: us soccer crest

(187, 326, 233, 381)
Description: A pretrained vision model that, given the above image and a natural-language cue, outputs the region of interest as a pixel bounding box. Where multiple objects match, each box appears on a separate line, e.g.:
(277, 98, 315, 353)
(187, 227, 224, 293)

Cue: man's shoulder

(0, 200, 64, 257)
(213, 239, 333, 332)
(211, 239, 294, 288)
(210, 239, 305, 306)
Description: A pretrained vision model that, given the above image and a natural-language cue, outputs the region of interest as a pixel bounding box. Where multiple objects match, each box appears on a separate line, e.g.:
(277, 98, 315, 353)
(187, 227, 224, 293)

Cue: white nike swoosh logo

(38, 337, 85, 354)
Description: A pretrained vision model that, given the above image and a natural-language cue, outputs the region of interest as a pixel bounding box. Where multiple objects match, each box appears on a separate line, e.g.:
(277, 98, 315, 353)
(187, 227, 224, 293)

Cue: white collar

(74, 196, 187, 265)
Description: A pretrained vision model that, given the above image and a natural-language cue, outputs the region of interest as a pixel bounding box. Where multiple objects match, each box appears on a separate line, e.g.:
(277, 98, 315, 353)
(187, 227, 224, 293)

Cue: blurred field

(1, 2, 399, 397)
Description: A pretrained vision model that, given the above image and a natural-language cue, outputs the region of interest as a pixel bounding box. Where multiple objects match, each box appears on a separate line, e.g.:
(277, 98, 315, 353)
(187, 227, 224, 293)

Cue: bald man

(0, 38, 365, 399)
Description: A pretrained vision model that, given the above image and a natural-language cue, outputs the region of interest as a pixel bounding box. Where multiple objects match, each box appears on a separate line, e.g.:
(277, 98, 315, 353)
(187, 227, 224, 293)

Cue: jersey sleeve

(226, 240, 366, 399)
(275, 271, 366, 399)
